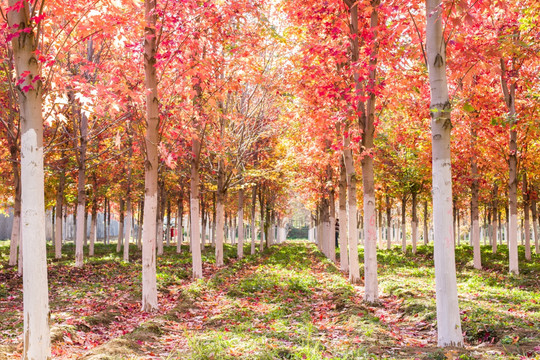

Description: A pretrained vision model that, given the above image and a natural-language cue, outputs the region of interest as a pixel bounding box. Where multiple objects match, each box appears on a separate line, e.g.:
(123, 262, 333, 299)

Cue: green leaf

(463, 103, 476, 113)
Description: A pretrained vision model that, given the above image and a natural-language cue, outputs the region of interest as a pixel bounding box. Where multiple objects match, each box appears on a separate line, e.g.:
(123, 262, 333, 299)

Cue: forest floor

(0, 240, 539, 359)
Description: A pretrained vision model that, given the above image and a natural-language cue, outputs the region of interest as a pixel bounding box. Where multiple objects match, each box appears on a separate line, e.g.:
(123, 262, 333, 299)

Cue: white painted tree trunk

(75, 109, 88, 268)
(89, 203, 97, 257)
(141, 0, 159, 312)
(532, 195, 539, 254)
(411, 193, 418, 254)
(216, 191, 225, 267)
(189, 147, 203, 279)
(425, 0, 463, 346)
(386, 197, 392, 250)
(137, 202, 143, 250)
(338, 161, 349, 272)
(343, 146, 360, 284)
(124, 202, 132, 262)
(8, 2, 51, 356)
(522, 173, 531, 260)
(328, 191, 336, 262)
(500, 57, 519, 274)
(400, 197, 407, 253)
(75, 194, 85, 266)
(157, 214, 164, 256)
(177, 200, 183, 253)
(54, 194, 63, 260)
(9, 213, 20, 266)
(117, 200, 125, 252)
(237, 190, 245, 259)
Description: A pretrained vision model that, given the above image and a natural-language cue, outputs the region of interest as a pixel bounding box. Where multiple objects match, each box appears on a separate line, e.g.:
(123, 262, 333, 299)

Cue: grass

(0, 238, 539, 359)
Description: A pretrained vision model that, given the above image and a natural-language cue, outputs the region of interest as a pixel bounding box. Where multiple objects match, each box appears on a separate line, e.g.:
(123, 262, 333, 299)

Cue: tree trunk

(500, 58, 519, 274)
(8, 2, 51, 356)
(259, 189, 265, 251)
(412, 192, 418, 254)
(250, 186, 257, 255)
(359, 0, 380, 303)
(9, 163, 21, 266)
(328, 188, 336, 263)
(123, 140, 133, 262)
(401, 196, 407, 253)
(237, 189, 245, 259)
(124, 199, 132, 262)
(191, 149, 203, 277)
(54, 171, 64, 260)
(492, 186, 498, 254)
(201, 189, 207, 249)
(137, 200, 143, 250)
(386, 194, 392, 249)
(157, 185, 165, 256)
(75, 111, 88, 268)
(141, 0, 159, 311)
(523, 172, 531, 260)
(471, 128, 481, 268)
(104, 197, 109, 244)
(425, 0, 463, 346)
(320, 198, 331, 259)
(177, 194, 184, 253)
(118, 199, 125, 252)
(531, 186, 539, 254)
(89, 198, 97, 257)
(423, 201, 429, 245)
(166, 199, 171, 247)
(215, 189, 225, 267)
(338, 160, 349, 272)
(343, 144, 360, 284)
(457, 210, 461, 246)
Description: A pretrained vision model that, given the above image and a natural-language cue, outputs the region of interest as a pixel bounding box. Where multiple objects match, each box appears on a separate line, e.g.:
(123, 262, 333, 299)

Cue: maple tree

(1, 0, 539, 357)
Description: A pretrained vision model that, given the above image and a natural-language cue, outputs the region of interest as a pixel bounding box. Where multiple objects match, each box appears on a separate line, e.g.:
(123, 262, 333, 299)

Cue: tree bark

(338, 159, 349, 272)
(343, 143, 360, 284)
(492, 185, 498, 254)
(259, 189, 265, 251)
(89, 181, 97, 257)
(425, 0, 463, 346)
(157, 184, 164, 256)
(166, 199, 171, 247)
(500, 58, 519, 274)
(401, 196, 407, 253)
(237, 189, 245, 259)
(215, 188, 225, 267)
(8, 157, 21, 266)
(471, 125, 481, 268)
(177, 194, 184, 253)
(54, 170, 64, 260)
(8, 2, 51, 356)
(423, 201, 429, 245)
(247, 186, 255, 255)
(386, 194, 392, 249)
(523, 172, 531, 260)
(359, 0, 380, 303)
(191, 139, 203, 278)
(411, 192, 418, 254)
(531, 186, 539, 254)
(142, 0, 159, 311)
(75, 111, 88, 268)
(117, 199, 125, 253)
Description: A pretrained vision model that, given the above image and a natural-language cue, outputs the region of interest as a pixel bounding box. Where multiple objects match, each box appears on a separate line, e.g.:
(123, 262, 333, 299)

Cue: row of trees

(1, 0, 538, 357)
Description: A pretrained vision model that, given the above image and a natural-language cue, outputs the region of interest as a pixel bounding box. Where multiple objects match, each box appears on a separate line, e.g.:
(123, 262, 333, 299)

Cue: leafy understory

(0, 241, 539, 359)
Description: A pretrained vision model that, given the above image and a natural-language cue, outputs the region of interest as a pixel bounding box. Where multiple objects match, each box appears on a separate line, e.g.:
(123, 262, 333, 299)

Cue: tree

(6, 0, 51, 357)
(141, 0, 159, 311)
(424, 0, 463, 347)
